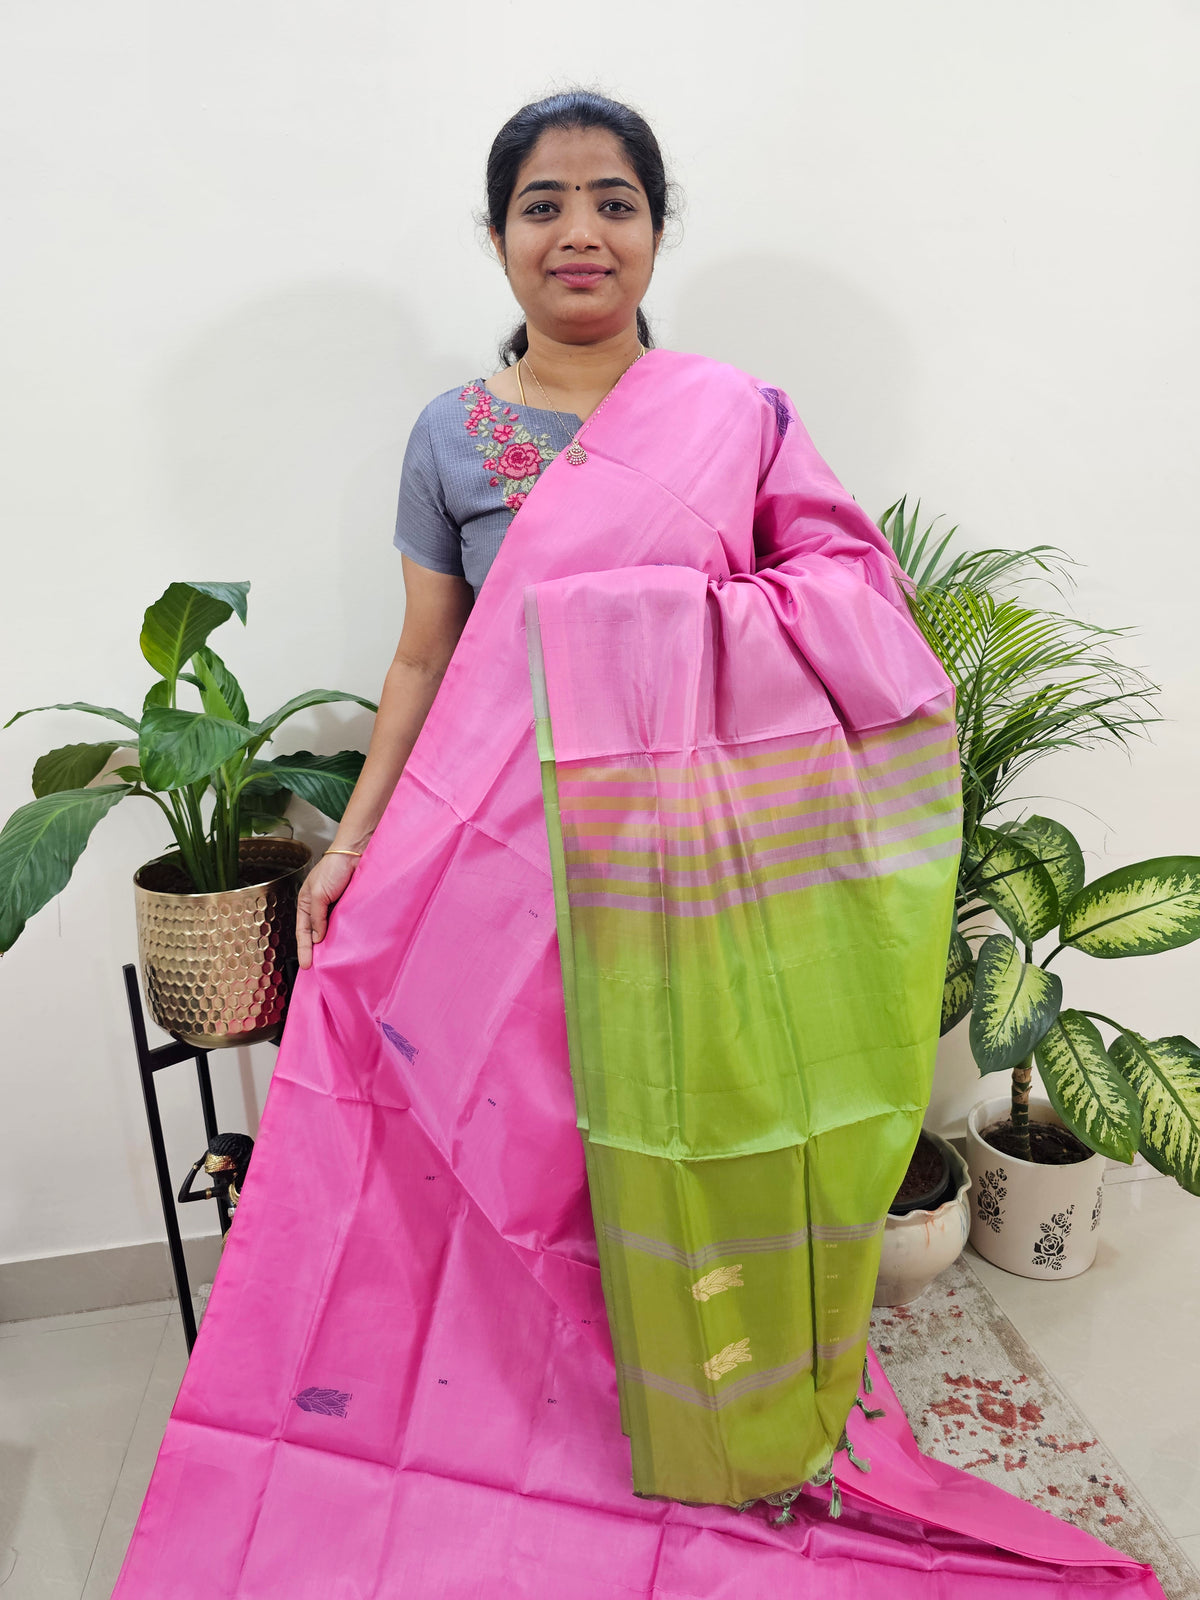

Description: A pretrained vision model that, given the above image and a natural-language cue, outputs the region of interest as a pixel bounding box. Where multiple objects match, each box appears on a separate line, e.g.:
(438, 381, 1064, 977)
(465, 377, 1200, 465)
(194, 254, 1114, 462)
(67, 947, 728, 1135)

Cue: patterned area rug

(873, 1253, 1198, 1600)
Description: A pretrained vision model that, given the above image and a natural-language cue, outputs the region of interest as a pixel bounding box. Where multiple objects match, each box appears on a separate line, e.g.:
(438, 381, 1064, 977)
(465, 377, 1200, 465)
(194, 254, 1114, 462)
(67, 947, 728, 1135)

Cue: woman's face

(492, 126, 660, 349)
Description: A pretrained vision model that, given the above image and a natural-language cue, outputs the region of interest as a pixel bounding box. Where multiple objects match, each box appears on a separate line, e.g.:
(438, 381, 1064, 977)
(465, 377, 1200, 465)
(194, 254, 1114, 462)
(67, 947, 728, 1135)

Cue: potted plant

(874, 1131, 971, 1307)
(1, 581, 376, 1046)
(955, 829, 1200, 1275)
(884, 502, 1200, 1277)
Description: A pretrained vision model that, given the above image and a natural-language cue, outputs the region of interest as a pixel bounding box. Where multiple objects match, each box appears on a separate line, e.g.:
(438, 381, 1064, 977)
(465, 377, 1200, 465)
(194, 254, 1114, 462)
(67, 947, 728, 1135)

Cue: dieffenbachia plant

(944, 820, 1200, 1193)
(0, 581, 377, 949)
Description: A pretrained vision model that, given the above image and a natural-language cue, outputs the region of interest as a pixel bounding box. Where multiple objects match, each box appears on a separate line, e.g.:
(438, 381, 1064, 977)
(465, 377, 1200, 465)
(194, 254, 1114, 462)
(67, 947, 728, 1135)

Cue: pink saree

(116, 351, 1164, 1598)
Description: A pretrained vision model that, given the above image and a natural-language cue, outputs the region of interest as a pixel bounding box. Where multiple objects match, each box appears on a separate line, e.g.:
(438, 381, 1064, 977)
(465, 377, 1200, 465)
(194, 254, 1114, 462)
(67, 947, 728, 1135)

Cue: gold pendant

(565, 441, 588, 465)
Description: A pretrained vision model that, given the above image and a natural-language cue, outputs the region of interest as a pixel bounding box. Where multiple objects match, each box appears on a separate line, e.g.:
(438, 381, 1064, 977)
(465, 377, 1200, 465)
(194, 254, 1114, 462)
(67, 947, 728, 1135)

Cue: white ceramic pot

(965, 1096, 1106, 1280)
(873, 1133, 971, 1307)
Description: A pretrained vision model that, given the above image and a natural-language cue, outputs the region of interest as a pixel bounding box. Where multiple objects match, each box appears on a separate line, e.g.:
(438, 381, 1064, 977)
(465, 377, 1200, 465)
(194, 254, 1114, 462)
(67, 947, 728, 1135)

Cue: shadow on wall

(670, 253, 918, 508)
(145, 279, 475, 677)
(927, 1023, 986, 1141)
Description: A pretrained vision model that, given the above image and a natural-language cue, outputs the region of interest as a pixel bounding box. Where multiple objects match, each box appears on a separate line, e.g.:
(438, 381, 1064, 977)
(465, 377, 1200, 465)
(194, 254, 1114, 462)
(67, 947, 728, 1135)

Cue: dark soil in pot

(982, 1119, 1093, 1165)
(890, 1133, 953, 1215)
(137, 851, 298, 896)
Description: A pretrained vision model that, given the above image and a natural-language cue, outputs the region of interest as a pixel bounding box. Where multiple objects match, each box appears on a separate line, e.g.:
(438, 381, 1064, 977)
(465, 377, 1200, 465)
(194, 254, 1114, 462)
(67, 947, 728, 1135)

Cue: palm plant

(883, 500, 1200, 1193)
(0, 581, 376, 951)
(881, 497, 1155, 847)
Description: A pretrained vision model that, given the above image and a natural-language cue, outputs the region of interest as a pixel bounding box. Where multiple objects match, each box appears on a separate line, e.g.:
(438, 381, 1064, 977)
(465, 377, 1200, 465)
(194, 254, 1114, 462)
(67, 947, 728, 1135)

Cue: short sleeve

(393, 406, 465, 578)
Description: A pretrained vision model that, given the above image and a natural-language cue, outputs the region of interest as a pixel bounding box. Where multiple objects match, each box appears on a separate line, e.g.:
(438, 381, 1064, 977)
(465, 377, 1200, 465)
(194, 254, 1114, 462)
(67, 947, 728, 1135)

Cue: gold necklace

(518, 342, 645, 466)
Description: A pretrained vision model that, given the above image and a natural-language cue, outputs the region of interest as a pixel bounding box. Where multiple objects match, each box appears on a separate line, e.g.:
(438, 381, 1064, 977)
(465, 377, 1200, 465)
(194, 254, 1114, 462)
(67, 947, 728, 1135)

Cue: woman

(116, 93, 1164, 1598)
(292, 101, 671, 960)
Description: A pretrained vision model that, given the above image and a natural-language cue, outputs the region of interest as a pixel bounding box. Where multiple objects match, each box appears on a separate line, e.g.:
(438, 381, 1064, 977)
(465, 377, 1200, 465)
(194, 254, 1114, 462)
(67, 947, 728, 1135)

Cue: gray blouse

(393, 379, 581, 597)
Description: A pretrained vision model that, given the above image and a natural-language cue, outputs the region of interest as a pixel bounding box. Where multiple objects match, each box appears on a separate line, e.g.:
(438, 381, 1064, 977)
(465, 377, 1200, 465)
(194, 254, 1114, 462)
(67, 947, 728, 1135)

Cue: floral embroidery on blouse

(459, 381, 564, 513)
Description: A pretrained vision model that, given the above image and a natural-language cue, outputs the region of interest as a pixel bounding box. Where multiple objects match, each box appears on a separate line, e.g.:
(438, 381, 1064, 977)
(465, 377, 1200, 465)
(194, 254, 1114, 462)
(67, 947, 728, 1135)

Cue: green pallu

(527, 600, 961, 1510)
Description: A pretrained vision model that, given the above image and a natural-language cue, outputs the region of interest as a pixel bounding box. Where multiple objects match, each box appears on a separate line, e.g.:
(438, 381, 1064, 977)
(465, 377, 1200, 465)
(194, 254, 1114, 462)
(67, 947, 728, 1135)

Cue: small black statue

(178, 1132, 255, 1227)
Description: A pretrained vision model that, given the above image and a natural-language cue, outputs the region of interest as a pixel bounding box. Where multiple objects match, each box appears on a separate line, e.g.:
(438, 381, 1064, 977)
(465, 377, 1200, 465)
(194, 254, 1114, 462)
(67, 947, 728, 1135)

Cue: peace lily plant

(0, 580, 376, 951)
(884, 501, 1200, 1196)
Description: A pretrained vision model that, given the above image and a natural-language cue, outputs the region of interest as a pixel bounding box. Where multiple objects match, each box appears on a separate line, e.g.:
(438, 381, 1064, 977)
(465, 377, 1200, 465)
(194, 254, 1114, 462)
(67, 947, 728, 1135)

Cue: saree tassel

(766, 1488, 801, 1527)
(855, 1396, 886, 1421)
(807, 1456, 842, 1518)
(838, 1426, 871, 1475)
(862, 1356, 873, 1395)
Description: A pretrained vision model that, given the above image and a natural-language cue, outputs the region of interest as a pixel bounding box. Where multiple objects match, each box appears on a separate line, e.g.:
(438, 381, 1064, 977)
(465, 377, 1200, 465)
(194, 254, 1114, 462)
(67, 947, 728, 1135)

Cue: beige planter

(965, 1096, 1106, 1280)
(874, 1134, 971, 1307)
(134, 837, 310, 1049)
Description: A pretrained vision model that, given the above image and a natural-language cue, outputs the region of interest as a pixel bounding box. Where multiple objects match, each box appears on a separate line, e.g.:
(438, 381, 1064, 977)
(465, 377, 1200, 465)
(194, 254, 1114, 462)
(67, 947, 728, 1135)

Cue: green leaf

(139, 583, 244, 684)
(244, 812, 293, 836)
(1008, 815, 1085, 905)
(1034, 1011, 1141, 1163)
(251, 689, 377, 745)
(138, 706, 255, 791)
(238, 781, 293, 836)
(32, 742, 123, 798)
(880, 496, 1064, 597)
(185, 581, 249, 623)
(4, 701, 140, 734)
(965, 826, 1060, 944)
(190, 647, 249, 726)
(1059, 857, 1200, 958)
(112, 765, 143, 783)
(143, 680, 170, 715)
(969, 934, 1063, 1074)
(143, 672, 204, 714)
(1111, 1031, 1200, 1195)
(941, 929, 976, 1035)
(906, 577, 1158, 846)
(244, 750, 364, 820)
(0, 784, 132, 952)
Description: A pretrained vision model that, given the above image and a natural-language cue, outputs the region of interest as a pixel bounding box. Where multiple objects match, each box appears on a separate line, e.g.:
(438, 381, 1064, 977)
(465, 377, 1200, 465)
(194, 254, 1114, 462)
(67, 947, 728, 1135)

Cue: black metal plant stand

(122, 963, 235, 1353)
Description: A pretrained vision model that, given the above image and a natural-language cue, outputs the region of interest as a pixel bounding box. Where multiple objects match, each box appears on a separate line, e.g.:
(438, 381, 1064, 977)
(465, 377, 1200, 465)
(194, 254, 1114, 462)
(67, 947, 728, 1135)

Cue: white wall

(2, 0, 1197, 1264)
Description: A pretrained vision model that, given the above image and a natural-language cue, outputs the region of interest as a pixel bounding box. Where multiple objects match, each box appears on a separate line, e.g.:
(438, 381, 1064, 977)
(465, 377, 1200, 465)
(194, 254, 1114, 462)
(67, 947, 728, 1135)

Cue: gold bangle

(323, 847, 363, 858)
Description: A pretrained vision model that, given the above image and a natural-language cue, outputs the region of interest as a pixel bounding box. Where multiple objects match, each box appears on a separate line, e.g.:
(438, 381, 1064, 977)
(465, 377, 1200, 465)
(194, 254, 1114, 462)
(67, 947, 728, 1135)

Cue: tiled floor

(1, 1171, 1197, 1598)
(0, 1300, 188, 1598)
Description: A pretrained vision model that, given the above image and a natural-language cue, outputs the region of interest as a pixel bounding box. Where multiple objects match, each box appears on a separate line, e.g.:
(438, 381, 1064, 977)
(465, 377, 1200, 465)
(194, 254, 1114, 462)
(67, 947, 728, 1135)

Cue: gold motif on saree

(690, 1263, 743, 1302)
(703, 1338, 752, 1381)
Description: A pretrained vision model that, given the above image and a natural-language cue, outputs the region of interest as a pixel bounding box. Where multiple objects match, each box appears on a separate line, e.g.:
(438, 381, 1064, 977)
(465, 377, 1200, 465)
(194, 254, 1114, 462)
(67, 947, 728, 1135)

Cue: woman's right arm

(295, 555, 474, 968)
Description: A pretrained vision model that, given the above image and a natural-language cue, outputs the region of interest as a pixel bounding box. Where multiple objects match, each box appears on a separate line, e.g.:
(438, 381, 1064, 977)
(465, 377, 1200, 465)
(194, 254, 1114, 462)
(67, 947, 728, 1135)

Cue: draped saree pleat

(114, 350, 1165, 1599)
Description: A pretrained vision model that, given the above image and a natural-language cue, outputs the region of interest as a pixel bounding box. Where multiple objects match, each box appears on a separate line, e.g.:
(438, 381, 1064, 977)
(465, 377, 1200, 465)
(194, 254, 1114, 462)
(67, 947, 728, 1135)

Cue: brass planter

(134, 837, 311, 1049)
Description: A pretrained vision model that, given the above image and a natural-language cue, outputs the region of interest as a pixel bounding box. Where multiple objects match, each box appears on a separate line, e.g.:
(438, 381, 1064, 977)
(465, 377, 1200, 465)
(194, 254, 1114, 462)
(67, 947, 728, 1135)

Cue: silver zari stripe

(619, 1349, 815, 1411)
(600, 1217, 884, 1269)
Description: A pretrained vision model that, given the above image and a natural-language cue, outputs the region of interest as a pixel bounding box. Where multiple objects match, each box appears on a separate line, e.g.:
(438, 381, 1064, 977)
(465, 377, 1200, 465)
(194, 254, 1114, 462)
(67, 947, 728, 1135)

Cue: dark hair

(485, 90, 672, 366)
